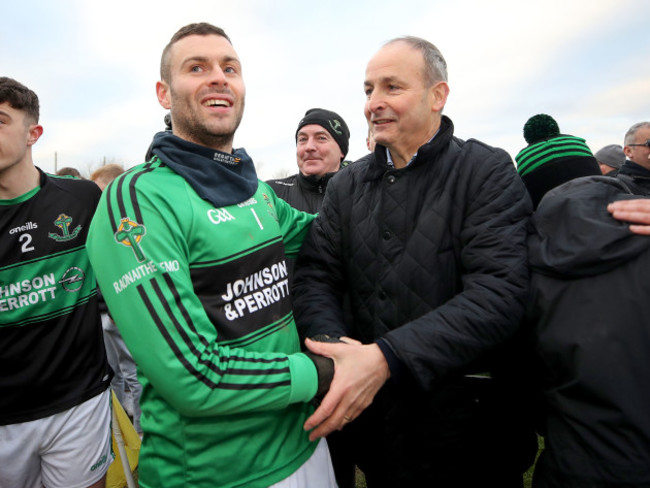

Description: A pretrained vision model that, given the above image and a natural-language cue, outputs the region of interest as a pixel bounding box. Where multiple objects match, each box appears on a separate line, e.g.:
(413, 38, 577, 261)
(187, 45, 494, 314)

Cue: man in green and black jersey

(87, 23, 337, 488)
(0, 78, 112, 488)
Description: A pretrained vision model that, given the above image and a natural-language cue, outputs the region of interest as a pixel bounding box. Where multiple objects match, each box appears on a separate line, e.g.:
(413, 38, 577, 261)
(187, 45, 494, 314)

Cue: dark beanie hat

(516, 119, 600, 209)
(295, 108, 350, 158)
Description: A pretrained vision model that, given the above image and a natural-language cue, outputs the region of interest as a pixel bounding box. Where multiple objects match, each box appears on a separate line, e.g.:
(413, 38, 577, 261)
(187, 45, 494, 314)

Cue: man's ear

(623, 145, 633, 159)
(156, 80, 172, 110)
(430, 81, 450, 113)
(27, 124, 43, 147)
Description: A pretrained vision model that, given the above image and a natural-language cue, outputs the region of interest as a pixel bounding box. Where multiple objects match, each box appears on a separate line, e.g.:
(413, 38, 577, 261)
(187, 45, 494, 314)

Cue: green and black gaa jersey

(0, 169, 111, 425)
(87, 158, 320, 488)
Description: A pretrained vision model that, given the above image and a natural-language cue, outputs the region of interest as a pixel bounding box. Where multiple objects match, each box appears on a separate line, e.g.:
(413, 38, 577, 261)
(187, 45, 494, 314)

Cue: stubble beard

(172, 91, 245, 152)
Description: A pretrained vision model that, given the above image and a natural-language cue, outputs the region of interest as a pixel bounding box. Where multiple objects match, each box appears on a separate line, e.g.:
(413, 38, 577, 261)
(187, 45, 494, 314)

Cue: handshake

(304, 334, 343, 400)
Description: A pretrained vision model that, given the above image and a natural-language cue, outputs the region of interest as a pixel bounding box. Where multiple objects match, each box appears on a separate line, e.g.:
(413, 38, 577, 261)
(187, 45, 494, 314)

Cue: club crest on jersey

(262, 193, 278, 222)
(114, 217, 147, 263)
(48, 213, 82, 242)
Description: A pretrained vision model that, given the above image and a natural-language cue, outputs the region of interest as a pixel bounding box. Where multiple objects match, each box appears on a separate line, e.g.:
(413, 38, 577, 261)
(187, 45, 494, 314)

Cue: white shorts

(270, 438, 338, 488)
(0, 389, 112, 488)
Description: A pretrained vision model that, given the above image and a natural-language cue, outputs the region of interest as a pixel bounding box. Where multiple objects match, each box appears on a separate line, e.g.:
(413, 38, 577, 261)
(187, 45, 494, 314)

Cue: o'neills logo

(90, 454, 107, 472)
(213, 152, 241, 165)
(9, 222, 38, 234)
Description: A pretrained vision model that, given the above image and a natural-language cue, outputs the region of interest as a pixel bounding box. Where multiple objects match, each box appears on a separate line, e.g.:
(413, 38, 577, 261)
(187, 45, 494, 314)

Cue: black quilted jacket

(293, 116, 533, 389)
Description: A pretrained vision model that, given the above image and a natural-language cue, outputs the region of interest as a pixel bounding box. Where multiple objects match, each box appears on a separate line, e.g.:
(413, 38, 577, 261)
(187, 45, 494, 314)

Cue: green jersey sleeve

(258, 180, 315, 257)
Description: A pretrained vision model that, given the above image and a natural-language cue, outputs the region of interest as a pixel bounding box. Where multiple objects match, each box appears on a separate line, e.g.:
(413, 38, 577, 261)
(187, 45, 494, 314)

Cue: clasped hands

(303, 336, 390, 441)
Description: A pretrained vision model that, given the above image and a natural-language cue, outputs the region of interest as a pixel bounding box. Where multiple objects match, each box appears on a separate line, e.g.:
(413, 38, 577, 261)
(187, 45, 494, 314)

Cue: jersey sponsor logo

(58, 267, 85, 292)
(0, 273, 57, 312)
(48, 213, 81, 242)
(222, 261, 290, 321)
(9, 221, 38, 234)
(114, 217, 147, 263)
(207, 208, 235, 225)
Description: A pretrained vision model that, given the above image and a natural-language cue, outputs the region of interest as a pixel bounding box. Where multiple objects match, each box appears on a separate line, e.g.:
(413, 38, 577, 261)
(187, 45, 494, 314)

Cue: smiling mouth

(303, 158, 324, 165)
(204, 99, 232, 108)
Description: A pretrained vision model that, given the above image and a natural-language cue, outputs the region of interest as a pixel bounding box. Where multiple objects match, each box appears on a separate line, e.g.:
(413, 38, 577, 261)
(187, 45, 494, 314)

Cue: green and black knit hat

(515, 114, 600, 208)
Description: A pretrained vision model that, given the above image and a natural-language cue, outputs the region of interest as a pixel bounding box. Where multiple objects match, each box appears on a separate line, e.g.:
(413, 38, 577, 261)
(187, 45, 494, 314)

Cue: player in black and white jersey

(0, 77, 113, 488)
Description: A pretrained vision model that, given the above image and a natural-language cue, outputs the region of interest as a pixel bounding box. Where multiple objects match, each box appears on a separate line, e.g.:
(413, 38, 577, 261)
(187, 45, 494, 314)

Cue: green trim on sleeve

(288, 353, 318, 404)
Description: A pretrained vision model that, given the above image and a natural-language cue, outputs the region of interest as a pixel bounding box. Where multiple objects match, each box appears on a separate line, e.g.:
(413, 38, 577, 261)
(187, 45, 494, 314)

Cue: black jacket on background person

(526, 176, 650, 487)
(293, 116, 536, 487)
(616, 160, 650, 194)
(267, 167, 356, 488)
(267, 171, 337, 214)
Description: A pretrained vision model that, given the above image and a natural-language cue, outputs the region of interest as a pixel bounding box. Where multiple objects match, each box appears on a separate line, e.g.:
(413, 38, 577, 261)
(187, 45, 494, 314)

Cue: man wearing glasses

(623, 122, 650, 168)
(611, 122, 650, 195)
(608, 121, 650, 234)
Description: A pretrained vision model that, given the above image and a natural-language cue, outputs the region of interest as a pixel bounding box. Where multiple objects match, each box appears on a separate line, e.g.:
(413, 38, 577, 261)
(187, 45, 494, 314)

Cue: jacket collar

(365, 115, 454, 181)
(298, 171, 336, 192)
(618, 161, 650, 179)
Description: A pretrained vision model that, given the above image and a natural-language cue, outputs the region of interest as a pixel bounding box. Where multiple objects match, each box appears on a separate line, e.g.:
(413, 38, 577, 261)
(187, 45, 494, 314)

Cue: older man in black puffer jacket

(292, 36, 535, 488)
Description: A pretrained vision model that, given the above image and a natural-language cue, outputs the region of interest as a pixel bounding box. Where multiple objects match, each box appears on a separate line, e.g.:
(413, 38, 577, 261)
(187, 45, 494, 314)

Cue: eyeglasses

(628, 139, 650, 148)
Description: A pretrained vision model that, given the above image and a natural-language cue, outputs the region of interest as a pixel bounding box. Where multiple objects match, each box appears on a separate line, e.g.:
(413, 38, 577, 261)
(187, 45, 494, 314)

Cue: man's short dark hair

(0, 77, 40, 124)
(160, 23, 232, 83)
